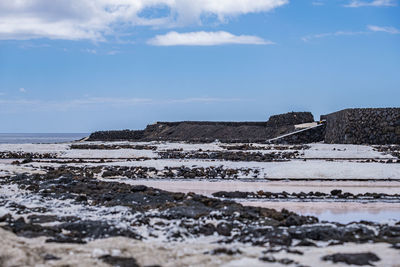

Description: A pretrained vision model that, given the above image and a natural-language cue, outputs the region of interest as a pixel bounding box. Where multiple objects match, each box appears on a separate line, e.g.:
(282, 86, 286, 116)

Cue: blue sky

(0, 0, 399, 133)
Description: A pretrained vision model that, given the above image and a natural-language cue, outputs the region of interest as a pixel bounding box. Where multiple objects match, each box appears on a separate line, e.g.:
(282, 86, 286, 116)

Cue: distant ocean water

(0, 133, 89, 144)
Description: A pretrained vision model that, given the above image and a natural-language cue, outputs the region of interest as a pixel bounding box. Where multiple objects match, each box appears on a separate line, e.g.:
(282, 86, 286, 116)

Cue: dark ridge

(88, 111, 315, 143)
(87, 108, 400, 144)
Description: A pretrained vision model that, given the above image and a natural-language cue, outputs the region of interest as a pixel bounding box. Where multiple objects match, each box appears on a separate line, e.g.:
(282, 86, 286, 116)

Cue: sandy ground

(1, 228, 400, 267)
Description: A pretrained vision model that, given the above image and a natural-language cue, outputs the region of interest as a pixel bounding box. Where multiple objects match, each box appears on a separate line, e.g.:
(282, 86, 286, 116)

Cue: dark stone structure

(266, 112, 314, 127)
(141, 121, 276, 143)
(88, 112, 313, 143)
(323, 108, 400, 144)
(87, 108, 400, 144)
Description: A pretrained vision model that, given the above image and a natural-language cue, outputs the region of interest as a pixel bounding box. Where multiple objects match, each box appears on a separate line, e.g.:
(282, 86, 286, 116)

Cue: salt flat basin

(107, 179, 400, 195)
(242, 201, 400, 224)
(109, 179, 400, 224)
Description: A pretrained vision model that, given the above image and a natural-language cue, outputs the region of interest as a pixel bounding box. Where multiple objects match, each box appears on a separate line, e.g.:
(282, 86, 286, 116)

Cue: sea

(0, 133, 89, 144)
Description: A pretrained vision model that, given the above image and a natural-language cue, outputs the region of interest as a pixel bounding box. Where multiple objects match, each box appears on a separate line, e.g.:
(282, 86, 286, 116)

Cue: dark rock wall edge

(87, 109, 400, 144)
(324, 108, 400, 145)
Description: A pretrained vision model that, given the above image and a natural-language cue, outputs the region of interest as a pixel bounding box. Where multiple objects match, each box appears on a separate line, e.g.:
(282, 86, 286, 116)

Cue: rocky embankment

(87, 108, 400, 145)
(88, 112, 315, 143)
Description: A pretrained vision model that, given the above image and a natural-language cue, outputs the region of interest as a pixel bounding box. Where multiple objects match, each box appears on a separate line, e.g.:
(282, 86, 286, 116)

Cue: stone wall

(324, 108, 400, 144)
(266, 112, 314, 127)
(87, 109, 400, 144)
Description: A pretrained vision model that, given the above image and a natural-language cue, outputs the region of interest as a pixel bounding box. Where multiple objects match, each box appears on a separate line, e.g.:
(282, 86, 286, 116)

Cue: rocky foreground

(0, 169, 400, 266)
(0, 141, 400, 266)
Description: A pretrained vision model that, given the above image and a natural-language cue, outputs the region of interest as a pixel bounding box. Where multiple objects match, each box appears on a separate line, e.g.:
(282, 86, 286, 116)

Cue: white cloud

(368, 25, 400, 34)
(302, 25, 400, 42)
(345, 0, 397, 7)
(148, 31, 273, 46)
(19, 88, 27, 93)
(302, 31, 366, 42)
(0, 0, 288, 41)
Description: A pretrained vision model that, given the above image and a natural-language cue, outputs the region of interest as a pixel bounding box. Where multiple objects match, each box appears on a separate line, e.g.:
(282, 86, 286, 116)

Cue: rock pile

(70, 144, 156, 150)
(212, 190, 400, 202)
(158, 150, 300, 161)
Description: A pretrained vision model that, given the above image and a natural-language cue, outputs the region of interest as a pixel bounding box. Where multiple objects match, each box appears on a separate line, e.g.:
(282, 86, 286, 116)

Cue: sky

(0, 0, 399, 133)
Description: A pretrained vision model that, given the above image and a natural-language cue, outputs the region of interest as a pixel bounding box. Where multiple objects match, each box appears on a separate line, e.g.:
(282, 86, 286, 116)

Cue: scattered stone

(99, 255, 140, 267)
(42, 254, 61, 261)
(158, 150, 300, 162)
(70, 144, 157, 150)
(209, 248, 242, 255)
(331, 189, 342, 195)
(213, 190, 400, 202)
(322, 252, 380, 266)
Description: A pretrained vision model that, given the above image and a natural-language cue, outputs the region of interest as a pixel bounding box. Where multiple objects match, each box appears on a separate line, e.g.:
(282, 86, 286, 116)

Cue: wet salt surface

(241, 201, 400, 224)
(111, 179, 400, 224)
(111, 179, 400, 195)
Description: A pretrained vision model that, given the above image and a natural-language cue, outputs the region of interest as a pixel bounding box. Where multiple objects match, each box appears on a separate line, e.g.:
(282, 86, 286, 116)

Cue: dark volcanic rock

(3, 217, 60, 238)
(158, 150, 299, 162)
(216, 222, 233, 236)
(70, 144, 156, 150)
(288, 224, 377, 243)
(42, 254, 61, 261)
(1, 172, 321, 246)
(162, 205, 212, 219)
(209, 248, 242, 255)
(57, 220, 141, 240)
(212, 190, 400, 202)
(322, 252, 380, 266)
(87, 111, 318, 143)
(88, 130, 144, 141)
(295, 239, 318, 247)
(259, 256, 296, 265)
(2, 216, 141, 243)
(99, 255, 140, 267)
(0, 151, 56, 159)
(2, 171, 399, 249)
